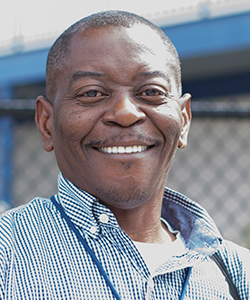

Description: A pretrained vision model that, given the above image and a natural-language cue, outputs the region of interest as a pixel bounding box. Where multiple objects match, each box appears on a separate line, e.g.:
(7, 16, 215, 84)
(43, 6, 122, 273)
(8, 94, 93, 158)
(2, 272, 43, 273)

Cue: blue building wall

(162, 11, 250, 58)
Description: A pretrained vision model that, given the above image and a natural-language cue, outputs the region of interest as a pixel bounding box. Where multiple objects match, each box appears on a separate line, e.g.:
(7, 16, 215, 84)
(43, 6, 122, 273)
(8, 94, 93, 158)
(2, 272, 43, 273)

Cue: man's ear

(178, 93, 192, 149)
(35, 96, 54, 152)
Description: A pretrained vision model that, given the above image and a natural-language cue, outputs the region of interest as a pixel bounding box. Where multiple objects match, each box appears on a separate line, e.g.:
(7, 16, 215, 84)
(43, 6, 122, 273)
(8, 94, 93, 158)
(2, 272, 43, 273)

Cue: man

(0, 10, 249, 299)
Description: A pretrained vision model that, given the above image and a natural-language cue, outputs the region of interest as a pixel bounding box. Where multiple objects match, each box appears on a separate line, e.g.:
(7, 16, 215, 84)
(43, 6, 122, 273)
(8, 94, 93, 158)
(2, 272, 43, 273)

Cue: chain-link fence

(0, 99, 250, 248)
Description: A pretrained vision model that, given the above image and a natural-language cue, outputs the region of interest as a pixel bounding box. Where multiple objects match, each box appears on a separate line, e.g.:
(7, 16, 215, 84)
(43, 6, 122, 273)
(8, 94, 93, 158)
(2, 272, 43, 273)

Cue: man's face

(42, 25, 191, 210)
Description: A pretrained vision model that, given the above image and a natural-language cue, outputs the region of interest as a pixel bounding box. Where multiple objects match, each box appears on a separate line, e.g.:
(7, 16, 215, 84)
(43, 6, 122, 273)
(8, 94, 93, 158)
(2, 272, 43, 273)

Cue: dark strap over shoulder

(210, 253, 241, 300)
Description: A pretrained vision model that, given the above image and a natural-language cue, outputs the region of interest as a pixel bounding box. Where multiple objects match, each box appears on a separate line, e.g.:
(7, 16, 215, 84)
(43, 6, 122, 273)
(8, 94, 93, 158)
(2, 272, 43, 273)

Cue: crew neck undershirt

(133, 222, 186, 275)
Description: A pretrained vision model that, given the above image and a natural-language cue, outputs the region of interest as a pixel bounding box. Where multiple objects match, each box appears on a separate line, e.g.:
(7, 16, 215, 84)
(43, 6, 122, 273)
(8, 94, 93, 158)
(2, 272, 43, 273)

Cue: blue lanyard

(180, 267, 192, 300)
(51, 195, 191, 300)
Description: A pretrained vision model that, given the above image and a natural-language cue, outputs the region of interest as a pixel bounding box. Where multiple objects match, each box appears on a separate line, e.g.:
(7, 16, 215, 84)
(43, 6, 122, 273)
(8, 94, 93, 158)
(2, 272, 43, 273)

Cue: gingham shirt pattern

(0, 173, 249, 299)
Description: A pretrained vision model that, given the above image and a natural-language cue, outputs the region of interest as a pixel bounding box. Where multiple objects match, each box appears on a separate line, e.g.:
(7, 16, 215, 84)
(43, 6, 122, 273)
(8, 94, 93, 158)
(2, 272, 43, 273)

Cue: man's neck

(107, 196, 175, 244)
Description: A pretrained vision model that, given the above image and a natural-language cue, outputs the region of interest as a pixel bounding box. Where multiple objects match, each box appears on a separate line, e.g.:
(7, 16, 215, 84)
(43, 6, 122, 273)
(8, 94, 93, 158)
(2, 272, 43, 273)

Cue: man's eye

(83, 90, 102, 97)
(141, 89, 164, 96)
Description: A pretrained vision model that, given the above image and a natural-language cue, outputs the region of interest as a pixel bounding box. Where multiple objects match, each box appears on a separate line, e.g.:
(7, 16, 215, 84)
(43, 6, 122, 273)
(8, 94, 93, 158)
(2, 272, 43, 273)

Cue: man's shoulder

(218, 239, 250, 265)
(216, 239, 250, 287)
(0, 197, 52, 247)
(0, 197, 51, 219)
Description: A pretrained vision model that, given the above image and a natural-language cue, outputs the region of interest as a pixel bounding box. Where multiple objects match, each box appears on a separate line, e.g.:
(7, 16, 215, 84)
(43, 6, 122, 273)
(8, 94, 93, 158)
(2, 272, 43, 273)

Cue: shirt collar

(56, 173, 120, 239)
(161, 187, 223, 255)
(56, 173, 222, 254)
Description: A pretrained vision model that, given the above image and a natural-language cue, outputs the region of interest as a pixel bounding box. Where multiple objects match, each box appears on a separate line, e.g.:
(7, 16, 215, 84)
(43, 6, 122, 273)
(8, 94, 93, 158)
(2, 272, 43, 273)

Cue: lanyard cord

(51, 195, 191, 300)
(50, 196, 122, 300)
(179, 267, 192, 300)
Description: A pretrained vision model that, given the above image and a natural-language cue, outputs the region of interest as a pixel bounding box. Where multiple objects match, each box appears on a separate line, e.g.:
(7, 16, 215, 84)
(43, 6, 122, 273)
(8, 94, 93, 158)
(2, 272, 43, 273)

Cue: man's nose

(102, 93, 146, 127)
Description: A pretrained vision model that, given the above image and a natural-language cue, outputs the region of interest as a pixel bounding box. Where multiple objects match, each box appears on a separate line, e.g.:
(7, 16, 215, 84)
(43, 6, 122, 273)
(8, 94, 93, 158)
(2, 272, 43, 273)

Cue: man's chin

(95, 187, 150, 210)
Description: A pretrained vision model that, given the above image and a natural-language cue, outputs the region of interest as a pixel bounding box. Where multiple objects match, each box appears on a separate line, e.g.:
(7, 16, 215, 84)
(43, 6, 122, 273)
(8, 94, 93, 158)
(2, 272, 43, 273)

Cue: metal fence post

(0, 85, 15, 213)
(0, 117, 15, 212)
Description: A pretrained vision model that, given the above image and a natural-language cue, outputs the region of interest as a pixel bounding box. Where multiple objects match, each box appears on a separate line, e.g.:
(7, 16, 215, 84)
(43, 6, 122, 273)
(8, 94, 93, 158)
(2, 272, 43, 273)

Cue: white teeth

(118, 146, 125, 154)
(126, 146, 133, 153)
(99, 145, 148, 154)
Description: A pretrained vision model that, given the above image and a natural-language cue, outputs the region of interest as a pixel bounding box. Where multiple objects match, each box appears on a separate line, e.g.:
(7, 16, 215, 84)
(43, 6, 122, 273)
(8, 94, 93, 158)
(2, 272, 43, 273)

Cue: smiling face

(36, 25, 191, 210)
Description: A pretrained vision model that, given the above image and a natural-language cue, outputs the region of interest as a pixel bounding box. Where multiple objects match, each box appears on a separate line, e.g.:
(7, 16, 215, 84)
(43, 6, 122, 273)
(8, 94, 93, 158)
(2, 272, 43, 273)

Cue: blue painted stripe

(0, 48, 48, 86)
(162, 11, 250, 58)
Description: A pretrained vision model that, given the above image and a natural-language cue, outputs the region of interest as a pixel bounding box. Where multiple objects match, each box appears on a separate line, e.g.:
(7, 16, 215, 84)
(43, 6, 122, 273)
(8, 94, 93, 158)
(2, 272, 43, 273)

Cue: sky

(0, 0, 248, 49)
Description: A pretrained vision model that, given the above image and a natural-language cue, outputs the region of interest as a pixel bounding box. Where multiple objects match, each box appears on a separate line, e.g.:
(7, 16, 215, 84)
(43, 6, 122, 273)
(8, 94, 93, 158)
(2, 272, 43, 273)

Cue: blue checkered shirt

(0, 173, 249, 299)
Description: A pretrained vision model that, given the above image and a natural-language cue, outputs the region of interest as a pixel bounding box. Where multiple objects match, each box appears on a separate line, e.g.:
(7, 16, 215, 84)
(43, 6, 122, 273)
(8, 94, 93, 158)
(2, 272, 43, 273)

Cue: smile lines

(98, 145, 149, 154)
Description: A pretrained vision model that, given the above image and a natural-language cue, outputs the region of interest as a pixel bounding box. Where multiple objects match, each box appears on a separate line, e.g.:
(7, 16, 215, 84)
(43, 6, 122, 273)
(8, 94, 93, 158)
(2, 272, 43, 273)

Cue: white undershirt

(133, 222, 186, 275)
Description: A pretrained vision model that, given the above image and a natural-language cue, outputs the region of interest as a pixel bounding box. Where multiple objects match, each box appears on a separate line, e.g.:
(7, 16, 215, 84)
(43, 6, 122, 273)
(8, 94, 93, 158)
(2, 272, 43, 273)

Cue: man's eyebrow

(69, 71, 105, 84)
(137, 71, 170, 81)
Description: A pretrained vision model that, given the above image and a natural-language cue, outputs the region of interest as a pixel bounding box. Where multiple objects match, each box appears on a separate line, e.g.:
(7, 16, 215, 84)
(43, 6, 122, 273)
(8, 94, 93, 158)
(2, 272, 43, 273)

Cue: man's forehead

(66, 26, 174, 82)
(73, 24, 167, 50)
(68, 24, 172, 68)
(124, 24, 167, 50)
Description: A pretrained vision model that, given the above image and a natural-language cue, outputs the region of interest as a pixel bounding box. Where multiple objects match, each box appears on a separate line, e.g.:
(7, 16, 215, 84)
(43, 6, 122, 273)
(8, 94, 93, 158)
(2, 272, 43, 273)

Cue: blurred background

(0, 0, 250, 248)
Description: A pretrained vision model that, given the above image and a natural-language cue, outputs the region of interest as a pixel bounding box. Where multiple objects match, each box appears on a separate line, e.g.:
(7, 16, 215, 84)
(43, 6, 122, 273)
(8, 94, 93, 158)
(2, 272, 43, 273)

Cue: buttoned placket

(146, 275, 155, 300)
(96, 214, 155, 296)
(95, 213, 192, 300)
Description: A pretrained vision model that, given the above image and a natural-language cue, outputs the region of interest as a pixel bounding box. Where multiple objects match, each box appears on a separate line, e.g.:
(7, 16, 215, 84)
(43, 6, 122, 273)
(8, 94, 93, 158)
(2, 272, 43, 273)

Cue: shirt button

(148, 277, 154, 289)
(99, 213, 109, 224)
(90, 226, 97, 234)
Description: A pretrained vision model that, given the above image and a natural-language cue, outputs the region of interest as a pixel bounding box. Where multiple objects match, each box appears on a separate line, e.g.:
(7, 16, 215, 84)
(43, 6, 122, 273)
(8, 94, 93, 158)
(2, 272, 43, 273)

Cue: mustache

(85, 133, 161, 147)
